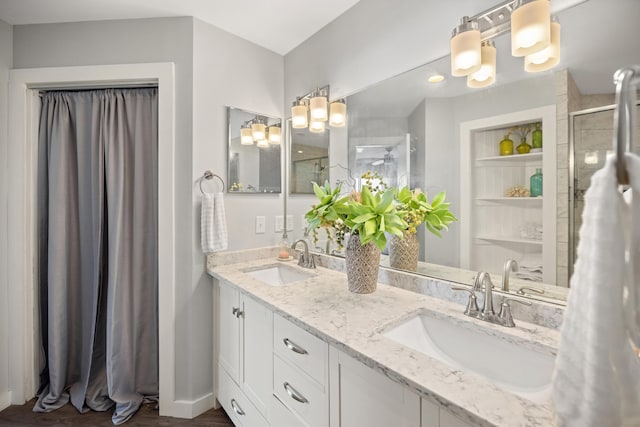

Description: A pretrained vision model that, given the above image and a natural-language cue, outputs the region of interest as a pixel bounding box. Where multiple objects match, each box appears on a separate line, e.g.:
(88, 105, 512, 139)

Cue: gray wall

(0, 18, 12, 411)
(12, 16, 285, 404)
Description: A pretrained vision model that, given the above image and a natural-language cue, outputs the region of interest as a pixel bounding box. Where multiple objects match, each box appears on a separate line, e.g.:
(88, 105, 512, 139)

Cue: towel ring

(612, 65, 640, 185)
(199, 170, 225, 193)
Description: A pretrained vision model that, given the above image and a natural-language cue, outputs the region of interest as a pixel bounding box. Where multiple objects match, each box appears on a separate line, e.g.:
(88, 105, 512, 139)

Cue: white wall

(0, 18, 12, 411)
(11, 17, 284, 412)
(190, 17, 284, 400)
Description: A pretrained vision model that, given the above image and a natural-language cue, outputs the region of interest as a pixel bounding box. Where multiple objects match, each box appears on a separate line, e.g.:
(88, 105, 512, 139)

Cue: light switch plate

(275, 216, 284, 232)
(286, 215, 294, 231)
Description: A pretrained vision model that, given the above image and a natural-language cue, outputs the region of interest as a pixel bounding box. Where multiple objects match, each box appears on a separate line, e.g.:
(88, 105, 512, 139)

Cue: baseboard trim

(0, 391, 12, 412)
(169, 393, 215, 419)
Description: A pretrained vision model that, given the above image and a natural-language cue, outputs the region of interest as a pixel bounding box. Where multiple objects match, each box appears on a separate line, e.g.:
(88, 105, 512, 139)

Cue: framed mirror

(289, 126, 330, 194)
(296, 0, 639, 305)
(227, 107, 282, 193)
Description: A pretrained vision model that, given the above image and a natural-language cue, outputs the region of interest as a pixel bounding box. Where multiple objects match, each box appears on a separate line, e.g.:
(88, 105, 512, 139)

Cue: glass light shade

(251, 122, 266, 141)
(329, 100, 346, 127)
(240, 127, 254, 145)
(256, 139, 269, 148)
(511, 0, 551, 57)
(309, 95, 328, 121)
(291, 103, 308, 129)
(309, 119, 325, 133)
(450, 19, 481, 76)
(467, 41, 496, 88)
(268, 125, 281, 144)
(524, 19, 560, 72)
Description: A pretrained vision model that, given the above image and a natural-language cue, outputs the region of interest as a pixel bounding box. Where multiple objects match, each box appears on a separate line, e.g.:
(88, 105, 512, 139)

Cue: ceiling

(0, 0, 361, 55)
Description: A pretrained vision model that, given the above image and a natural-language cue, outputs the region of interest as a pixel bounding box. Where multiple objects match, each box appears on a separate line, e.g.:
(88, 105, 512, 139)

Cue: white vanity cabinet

(216, 279, 273, 425)
(329, 347, 420, 427)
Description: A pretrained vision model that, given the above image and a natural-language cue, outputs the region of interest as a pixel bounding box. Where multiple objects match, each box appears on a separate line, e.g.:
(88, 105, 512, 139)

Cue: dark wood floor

(0, 399, 234, 426)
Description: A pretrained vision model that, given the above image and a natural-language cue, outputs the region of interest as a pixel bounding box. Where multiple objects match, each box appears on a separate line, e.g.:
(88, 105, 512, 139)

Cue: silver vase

(345, 233, 381, 294)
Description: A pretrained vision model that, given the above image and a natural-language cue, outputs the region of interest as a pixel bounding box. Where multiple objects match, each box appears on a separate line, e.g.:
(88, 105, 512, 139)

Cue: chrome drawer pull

(230, 398, 245, 416)
(284, 382, 309, 404)
(283, 338, 308, 355)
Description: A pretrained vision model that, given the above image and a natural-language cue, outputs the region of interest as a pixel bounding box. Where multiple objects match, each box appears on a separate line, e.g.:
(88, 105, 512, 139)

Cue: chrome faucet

(291, 239, 316, 269)
(501, 259, 518, 291)
(476, 272, 495, 318)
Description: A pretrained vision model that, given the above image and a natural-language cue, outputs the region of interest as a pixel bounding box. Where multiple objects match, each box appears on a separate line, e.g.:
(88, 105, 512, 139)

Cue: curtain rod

(36, 82, 158, 94)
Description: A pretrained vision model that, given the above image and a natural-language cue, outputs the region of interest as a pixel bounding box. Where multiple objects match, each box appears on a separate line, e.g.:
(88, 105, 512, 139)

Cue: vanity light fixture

(524, 16, 560, 72)
(467, 41, 497, 88)
(256, 139, 269, 148)
(450, 0, 559, 88)
(329, 99, 347, 127)
(251, 117, 266, 141)
(240, 123, 254, 145)
(268, 124, 282, 144)
(511, 0, 550, 57)
(450, 17, 482, 76)
(290, 85, 346, 133)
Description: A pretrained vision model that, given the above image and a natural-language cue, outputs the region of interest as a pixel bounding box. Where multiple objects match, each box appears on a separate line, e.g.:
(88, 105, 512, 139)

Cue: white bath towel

(552, 153, 640, 427)
(201, 192, 228, 253)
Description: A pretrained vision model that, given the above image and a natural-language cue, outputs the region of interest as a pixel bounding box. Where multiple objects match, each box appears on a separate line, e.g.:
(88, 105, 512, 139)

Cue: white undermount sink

(382, 310, 555, 403)
(244, 264, 314, 286)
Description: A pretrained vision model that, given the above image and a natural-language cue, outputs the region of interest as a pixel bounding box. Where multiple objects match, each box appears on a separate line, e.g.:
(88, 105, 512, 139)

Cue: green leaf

(352, 212, 376, 224)
(364, 219, 377, 236)
(431, 191, 445, 208)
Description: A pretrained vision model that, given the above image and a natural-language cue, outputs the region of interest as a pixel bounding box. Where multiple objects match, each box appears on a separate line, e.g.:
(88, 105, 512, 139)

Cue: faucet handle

(451, 286, 479, 317)
(497, 297, 532, 327)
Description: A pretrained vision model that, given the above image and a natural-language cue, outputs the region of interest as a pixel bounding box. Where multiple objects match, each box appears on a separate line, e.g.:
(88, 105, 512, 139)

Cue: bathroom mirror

(227, 107, 282, 193)
(289, 126, 330, 194)
(296, 0, 639, 304)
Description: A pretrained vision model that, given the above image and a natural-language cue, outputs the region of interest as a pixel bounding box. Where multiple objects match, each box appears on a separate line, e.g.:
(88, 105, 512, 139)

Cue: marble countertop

(208, 256, 560, 427)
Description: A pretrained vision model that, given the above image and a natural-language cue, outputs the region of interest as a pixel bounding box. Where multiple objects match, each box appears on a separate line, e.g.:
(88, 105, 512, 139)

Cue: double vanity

(207, 248, 561, 427)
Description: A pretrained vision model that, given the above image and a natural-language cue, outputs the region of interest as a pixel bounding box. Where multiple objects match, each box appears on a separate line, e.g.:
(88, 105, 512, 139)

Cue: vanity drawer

(270, 394, 307, 427)
(274, 313, 328, 387)
(218, 366, 268, 427)
(274, 354, 328, 427)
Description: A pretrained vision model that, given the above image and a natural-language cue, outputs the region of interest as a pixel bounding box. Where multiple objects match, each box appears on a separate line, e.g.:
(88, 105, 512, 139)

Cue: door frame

(6, 63, 179, 415)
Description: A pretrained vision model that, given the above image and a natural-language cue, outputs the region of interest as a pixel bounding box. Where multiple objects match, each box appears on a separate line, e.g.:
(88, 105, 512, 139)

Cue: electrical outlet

(286, 215, 294, 231)
(255, 216, 266, 234)
(301, 215, 307, 230)
(275, 216, 284, 232)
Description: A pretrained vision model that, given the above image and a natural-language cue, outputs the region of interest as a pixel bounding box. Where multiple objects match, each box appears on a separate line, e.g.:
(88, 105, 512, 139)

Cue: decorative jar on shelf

(516, 138, 531, 154)
(499, 134, 514, 156)
(532, 122, 543, 149)
(530, 168, 543, 197)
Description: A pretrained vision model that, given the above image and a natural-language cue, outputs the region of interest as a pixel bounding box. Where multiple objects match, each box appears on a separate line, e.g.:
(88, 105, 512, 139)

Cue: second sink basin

(382, 310, 555, 403)
(244, 264, 314, 286)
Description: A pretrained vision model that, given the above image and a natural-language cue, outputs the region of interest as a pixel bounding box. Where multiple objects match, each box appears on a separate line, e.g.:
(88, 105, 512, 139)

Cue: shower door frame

(6, 63, 179, 415)
(568, 101, 639, 277)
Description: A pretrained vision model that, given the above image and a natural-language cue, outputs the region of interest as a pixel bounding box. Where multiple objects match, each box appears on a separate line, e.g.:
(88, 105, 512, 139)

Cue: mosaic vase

(345, 233, 380, 294)
(389, 231, 419, 272)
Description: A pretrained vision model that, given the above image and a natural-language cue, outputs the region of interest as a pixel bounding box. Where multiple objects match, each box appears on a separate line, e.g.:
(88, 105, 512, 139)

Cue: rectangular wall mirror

(290, 0, 639, 306)
(227, 107, 282, 193)
(289, 124, 330, 194)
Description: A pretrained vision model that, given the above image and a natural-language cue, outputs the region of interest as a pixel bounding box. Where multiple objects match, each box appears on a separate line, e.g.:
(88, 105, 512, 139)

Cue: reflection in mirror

(316, 0, 640, 305)
(227, 107, 282, 193)
(290, 126, 330, 194)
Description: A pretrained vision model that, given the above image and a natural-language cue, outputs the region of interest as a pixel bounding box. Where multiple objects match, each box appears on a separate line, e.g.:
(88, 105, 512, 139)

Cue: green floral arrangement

(305, 179, 407, 251)
(394, 187, 457, 237)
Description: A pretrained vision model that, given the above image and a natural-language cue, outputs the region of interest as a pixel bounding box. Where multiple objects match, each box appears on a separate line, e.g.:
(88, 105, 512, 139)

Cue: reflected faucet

(291, 239, 316, 269)
(501, 259, 519, 291)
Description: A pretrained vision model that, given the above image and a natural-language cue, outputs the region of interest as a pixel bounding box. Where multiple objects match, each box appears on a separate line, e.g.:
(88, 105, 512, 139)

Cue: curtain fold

(34, 88, 158, 425)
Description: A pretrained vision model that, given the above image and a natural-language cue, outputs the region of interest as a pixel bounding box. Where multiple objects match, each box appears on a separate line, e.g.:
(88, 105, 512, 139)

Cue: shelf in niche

(475, 235, 543, 245)
(476, 197, 543, 204)
(476, 152, 543, 164)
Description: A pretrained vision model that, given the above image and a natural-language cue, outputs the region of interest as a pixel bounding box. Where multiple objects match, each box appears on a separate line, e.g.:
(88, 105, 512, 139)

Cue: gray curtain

(34, 88, 158, 425)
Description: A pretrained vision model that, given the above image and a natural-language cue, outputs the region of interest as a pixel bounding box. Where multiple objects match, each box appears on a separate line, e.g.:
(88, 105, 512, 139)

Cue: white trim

(0, 391, 11, 412)
(171, 393, 216, 419)
(7, 63, 178, 415)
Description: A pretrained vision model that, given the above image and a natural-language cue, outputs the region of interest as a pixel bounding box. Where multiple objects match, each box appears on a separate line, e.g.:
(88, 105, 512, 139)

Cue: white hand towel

(212, 192, 228, 252)
(201, 192, 215, 253)
(552, 153, 640, 427)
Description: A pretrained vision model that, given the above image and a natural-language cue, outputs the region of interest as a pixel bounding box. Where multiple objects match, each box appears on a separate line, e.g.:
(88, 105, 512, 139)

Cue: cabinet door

(218, 280, 241, 383)
(329, 347, 420, 427)
(241, 293, 273, 417)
